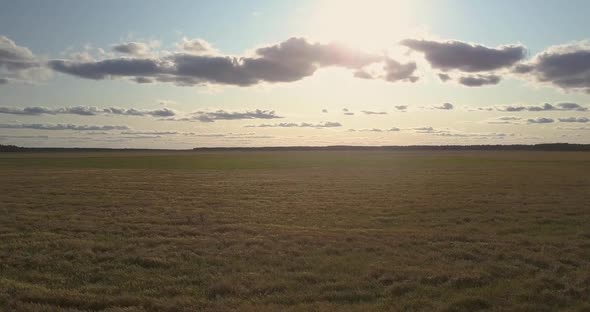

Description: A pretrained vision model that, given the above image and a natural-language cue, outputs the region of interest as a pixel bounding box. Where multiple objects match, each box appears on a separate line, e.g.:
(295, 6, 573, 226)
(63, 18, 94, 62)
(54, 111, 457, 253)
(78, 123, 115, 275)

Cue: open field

(1, 151, 590, 311)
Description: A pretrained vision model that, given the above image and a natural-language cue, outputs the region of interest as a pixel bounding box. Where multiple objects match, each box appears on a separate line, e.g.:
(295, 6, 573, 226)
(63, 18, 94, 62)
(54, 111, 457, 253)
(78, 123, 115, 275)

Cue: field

(1, 151, 590, 311)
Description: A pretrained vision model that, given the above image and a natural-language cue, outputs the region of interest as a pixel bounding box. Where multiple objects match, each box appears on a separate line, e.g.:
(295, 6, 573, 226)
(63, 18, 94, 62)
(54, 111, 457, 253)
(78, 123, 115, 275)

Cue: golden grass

(1, 151, 589, 311)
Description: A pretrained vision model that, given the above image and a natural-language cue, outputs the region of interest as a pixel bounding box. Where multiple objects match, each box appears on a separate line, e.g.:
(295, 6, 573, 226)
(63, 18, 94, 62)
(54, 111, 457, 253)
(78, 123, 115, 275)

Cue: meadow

(1, 151, 590, 311)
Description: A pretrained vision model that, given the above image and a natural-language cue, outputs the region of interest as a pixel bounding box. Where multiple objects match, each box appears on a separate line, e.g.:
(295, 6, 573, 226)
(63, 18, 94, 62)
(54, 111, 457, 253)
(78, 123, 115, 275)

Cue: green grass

(1, 151, 590, 311)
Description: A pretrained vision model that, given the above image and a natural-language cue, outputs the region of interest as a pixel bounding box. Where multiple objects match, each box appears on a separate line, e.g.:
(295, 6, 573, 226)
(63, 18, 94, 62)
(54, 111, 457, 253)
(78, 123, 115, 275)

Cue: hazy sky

(1, 0, 589, 148)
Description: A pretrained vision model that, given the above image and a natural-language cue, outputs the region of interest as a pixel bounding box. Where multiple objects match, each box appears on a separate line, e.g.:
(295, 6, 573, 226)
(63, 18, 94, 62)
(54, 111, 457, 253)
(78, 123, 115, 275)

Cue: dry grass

(1, 151, 589, 311)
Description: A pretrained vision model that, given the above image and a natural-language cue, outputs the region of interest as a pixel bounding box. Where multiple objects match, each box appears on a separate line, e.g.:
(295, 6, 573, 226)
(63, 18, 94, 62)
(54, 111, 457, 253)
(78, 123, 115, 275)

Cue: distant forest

(2, 143, 590, 152)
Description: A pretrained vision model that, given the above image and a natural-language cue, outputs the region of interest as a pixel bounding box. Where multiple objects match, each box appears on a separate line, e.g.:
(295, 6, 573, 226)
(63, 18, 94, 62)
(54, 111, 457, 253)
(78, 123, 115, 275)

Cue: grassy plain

(1, 151, 590, 311)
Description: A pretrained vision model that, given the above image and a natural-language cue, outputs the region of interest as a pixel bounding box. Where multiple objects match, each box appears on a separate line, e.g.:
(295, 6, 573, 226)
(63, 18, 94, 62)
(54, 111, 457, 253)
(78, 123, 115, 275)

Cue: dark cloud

(133, 77, 153, 83)
(557, 102, 588, 111)
(188, 109, 282, 123)
(361, 110, 387, 115)
(394, 105, 408, 111)
(527, 117, 554, 124)
(458, 74, 501, 86)
(0, 106, 176, 117)
(401, 39, 526, 72)
(413, 126, 442, 134)
(353, 69, 374, 79)
(352, 59, 418, 83)
(246, 122, 342, 128)
(121, 131, 178, 135)
(498, 102, 587, 112)
(49, 37, 391, 87)
(512, 64, 533, 74)
(354, 127, 400, 132)
(112, 42, 151, 56)
(383, 58, 419, 82)
(103, 107, 176, 117)
(514, 42, 590, 92)
(438, 73, 451, 82)
(0, 123, 129, 131)
(0, 36, 45, 83)
(0, 36, 39, 71)
(558, 117, 589, 123)
(48, 58, 165, 80)
(119, 135, 161, 139)
(487, 116, 522, 124)
(434, 102, 454, 110)
(361, 128, 383, 132)
(434, 132, 508, 139)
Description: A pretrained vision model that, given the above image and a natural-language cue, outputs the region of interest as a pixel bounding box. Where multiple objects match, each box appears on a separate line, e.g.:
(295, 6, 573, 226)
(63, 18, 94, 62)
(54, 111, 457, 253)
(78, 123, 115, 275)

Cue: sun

(308, 0, 417, 50)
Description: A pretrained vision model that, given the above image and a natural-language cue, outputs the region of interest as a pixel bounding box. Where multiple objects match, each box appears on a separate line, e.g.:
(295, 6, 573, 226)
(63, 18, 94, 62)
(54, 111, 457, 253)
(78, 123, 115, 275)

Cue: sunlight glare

(309, 0, 417, 50)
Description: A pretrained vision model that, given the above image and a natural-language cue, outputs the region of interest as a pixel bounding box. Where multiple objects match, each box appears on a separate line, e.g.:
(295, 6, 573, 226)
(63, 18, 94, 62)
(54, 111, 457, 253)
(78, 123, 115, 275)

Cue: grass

(1, 151, 590, 311)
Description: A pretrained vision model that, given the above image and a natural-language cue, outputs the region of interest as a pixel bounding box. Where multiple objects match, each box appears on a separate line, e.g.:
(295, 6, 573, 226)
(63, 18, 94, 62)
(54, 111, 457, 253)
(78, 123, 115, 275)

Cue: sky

(1, 0, 589, 148)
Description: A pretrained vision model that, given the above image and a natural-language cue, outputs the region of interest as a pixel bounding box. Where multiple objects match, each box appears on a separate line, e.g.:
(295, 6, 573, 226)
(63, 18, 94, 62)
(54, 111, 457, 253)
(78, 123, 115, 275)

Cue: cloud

(353, 69, 374, 79)
(103, 107, 176, 117)
(383, 58, 418, 82)
(413, 126, 440, 134)
(246, 121, 342, 128)
(48, 37, 424, 87)
(322, 109, 328, 113)
(112, 42, 151, 56)
(458, 74, 501, 86)
(558, 117, 589, 123)
(361, 110, 387, 115)
(438, 73, 451, 82)
(0, 106, 176, 117)
(0, 36, 38, 71)
(356, 128, 382, 132)
(0, 123, 129, 131)
(0, 135, 49, 139)
(412, 126, 509, 139)
(48, 58, 165, 80)
(434, 102, 454, 110)
(119, 135, 162, 139)
(353, 127, 400, 132)
(183, 109, 282, 122)
(133, 76, 153, 83)
(176, 38, 216, 54)
(121, 130, 179, 135)
(487, 116, 522, 124)
(394, 105, 408, 111)
(342, 108, 354, 115)
(401, 39, 526, 72)
(514, 41, 590, 92)
(558, 126, 590, 131)
(498, 102, 588, 112)
(527, 117, 554, 124)
(434, 132, 508, 138)
(0, 36, 47, 84)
